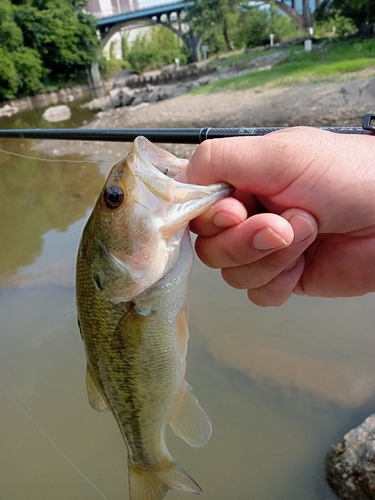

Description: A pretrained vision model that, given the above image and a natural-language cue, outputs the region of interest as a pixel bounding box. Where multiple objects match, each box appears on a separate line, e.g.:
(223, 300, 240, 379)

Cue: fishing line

(0, 381, 111, 500)
(0, 147, 114, 167)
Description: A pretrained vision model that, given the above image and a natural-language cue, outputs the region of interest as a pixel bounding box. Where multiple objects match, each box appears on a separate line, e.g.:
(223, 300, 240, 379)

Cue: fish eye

(103, 185, 125, 209)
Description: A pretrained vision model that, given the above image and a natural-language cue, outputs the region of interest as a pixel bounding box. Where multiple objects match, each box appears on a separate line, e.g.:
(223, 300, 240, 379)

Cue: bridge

(91, 0, 322, 62)
(93, 0, 201, 61)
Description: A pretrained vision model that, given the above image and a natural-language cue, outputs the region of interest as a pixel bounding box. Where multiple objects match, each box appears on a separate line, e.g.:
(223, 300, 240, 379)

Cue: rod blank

(0, 116, 374, 145)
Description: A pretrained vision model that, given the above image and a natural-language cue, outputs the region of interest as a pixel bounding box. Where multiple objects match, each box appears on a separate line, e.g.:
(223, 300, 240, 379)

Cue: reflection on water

(1, 129, 375, 500)
(0, 149, 104, 281)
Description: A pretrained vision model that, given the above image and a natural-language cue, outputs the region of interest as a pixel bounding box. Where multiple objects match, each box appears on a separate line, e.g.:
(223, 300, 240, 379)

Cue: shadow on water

(1, 107, 375, 500)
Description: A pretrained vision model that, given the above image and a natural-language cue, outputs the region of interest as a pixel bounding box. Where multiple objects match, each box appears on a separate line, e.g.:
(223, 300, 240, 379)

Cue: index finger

(178, 128, 317, 198)
(178, 135, 287, 195)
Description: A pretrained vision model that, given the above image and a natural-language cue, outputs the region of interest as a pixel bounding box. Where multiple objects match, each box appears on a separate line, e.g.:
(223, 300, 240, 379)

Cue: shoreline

(34, 71, 375, 164)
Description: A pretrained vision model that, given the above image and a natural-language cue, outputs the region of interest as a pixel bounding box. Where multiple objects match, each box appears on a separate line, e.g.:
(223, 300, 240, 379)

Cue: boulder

(80, 96, 111, 111)
(0, 104, 18, 117)
(109, 87, 134, 107)
(42, 104, 71, 122)
(326, 414, 375, 499)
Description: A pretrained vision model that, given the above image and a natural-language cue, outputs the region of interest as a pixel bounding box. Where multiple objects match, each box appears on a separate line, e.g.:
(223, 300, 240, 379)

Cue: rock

(80, 96, 111, 111)
(326, 414, 375, 499)
(113, 69, 139, 88)
(131, 95, 146, 107)
(157, 86, 176, 101)
(0, 104, 18, 117)
(184, 81, 200, 91)
(161, 64, 176, 75)
(42, 104, 71, 122)
(197, 76, 213, 86)
(109, 87, 134, 107)
(146, 89, 160, 102)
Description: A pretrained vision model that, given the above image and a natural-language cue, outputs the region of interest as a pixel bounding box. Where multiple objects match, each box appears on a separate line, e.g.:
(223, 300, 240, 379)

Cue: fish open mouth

(134, 136, 189, 179)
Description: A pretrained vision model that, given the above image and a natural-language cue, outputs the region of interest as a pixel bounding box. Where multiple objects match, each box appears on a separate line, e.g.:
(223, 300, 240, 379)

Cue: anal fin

(168, 381, 212, 447)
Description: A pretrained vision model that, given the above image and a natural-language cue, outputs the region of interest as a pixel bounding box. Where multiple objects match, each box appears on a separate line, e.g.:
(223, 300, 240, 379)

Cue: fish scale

(76, 137, 233, 500)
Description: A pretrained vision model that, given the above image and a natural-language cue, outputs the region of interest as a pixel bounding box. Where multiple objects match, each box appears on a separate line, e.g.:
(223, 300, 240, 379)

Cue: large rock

(0, 104, 18, 117)
(80, 96, 111, 111)
(326, 414, 375, 499)
(109, 87, 134, 107)
(42, 104, 71, 122)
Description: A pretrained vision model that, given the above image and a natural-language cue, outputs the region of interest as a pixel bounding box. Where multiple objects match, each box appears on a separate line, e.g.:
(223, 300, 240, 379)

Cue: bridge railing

(88, 0, 187, 19)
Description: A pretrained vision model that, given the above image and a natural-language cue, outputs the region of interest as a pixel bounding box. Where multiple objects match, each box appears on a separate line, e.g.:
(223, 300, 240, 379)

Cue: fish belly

(77, 232, 211, 500)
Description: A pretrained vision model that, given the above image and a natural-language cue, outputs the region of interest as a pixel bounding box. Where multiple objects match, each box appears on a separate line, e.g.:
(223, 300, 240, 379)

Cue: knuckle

(247, 286, 290, 307)
(221, 268, 246, 289)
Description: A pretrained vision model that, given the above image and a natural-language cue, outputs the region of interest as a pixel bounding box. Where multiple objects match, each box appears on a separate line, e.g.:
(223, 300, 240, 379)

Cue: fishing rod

(0, 114, 374, 144)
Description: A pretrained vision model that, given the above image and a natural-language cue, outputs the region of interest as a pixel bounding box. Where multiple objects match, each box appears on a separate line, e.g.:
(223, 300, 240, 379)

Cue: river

(0, 103, 374, 500)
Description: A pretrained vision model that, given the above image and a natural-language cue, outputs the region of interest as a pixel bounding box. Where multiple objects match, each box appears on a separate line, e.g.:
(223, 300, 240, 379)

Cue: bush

(121, 26, 188, 74)
(13, 48, 43, 96)
(0, 48, 19, 100)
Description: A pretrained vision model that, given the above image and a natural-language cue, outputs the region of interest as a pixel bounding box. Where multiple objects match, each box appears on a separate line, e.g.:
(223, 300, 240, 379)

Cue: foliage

(13, 0, 99, 87)
(234, 6, 270, 48)
(315, 0, 375, 28)
(0, 0, 43, 99)
(187, 1, 303, 53)
(0, 0, 99, 100)
(235, 2, 303, 49)
(186, 0, 239, 52)
(268, 2, 303, 41)
(123, 26, 187, 74)
(13, 48, 43, 95)
(0, 47, 19, 100)
(314, 11, 356, 37)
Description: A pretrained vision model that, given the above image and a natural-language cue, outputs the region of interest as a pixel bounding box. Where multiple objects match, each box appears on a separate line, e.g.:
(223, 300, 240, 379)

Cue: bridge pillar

(88, 62, 104, 98)
(274, 0, 317, 29)
(184, 32, 203, 62)
(155, 10, 203, 63)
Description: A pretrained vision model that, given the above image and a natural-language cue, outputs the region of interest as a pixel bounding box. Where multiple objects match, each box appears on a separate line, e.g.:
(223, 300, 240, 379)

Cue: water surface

(1, 110, 374, 500)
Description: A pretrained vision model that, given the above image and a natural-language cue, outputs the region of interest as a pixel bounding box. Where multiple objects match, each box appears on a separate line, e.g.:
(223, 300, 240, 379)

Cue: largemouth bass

(76, 137, 233, 500)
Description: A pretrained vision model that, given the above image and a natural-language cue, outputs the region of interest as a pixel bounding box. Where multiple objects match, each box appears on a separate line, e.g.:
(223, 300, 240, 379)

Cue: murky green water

(1, 107, 375, 500)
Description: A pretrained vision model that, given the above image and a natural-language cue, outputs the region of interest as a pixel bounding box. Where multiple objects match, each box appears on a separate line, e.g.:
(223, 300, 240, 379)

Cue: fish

(76, 136, 233, 500)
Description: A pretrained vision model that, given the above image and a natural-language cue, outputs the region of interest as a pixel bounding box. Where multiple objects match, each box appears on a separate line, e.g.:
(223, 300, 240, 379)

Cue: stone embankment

(81, 51, 287, 112)
(0, 81, 113, 118)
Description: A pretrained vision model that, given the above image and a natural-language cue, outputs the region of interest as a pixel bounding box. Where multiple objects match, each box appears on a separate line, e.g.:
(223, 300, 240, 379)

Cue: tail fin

(128, 459, 202, 500)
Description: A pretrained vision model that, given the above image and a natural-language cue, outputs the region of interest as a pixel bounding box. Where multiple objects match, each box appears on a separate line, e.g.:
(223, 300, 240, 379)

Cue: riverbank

(0, 80, 115, 116)
(34, 68, 375, 163)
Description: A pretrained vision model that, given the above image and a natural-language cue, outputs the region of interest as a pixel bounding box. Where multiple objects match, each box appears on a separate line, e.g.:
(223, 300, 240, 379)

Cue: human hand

(176, 127, 375, 306)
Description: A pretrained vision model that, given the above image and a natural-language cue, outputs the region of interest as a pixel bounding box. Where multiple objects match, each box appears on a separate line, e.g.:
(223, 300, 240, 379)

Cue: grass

(207, 47, 266, 69)
(193, 38, 375, 94)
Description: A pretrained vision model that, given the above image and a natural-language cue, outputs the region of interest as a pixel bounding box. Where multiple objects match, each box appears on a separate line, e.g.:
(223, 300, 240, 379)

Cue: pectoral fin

(168, 381, 212, 447)
(86, 364, 109, 413)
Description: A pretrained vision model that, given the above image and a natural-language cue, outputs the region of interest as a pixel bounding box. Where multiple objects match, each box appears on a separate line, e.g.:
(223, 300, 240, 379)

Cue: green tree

(316, 0, 375, 28)
(0, 0, 99, 99)
(234, 2, 301, 49)
(13, 0, 100, 87)
(268, 2, 302, 42)
(0, 0, 43, 99)
(126, 33, 158, 74)
(186, 0, 239, 53)
(149, 25, 187, 66)
(0, 47, 18, 100)
(235, 5, 270, 48)
(123, 26, 187, 74)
